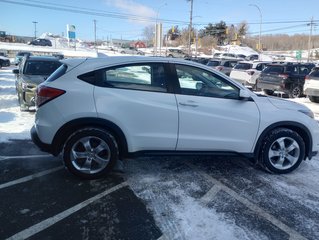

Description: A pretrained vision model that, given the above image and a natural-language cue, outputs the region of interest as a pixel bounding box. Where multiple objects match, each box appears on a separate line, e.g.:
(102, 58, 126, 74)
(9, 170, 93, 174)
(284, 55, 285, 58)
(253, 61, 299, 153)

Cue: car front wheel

(63, 128, 118, 179)
(260, 128, 305, 174)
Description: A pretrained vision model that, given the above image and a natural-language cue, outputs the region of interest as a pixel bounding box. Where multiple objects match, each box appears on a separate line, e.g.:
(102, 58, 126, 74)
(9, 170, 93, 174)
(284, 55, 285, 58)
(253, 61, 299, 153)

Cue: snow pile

(39, 32, 89, 50)
(0, 67, 34, 141)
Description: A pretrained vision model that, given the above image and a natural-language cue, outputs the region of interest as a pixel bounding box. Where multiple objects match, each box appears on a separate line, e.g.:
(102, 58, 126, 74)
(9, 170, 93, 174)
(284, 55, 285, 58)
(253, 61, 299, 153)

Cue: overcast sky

(0, 0, 318, 40)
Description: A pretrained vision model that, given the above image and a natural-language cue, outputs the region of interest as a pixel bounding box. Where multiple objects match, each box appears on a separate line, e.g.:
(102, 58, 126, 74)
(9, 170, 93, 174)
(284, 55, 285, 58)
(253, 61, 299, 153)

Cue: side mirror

(12, 69, 19, 74)
(239, 89, 252, 100)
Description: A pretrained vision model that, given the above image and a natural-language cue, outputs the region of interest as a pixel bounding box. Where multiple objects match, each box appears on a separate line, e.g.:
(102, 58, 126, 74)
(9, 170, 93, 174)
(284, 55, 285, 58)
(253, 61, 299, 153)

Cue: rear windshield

(46, 64, 68, 82)
(207, 61, 220, 67)
(24, 60, 62, 75)
(263, 66, 284, 74)
(309, 68, 319, 78)
(234, 62, 252, 70)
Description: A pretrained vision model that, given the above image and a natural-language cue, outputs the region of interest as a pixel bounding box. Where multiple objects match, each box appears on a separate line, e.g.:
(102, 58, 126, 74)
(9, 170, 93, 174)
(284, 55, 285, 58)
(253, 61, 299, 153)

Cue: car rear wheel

(63, 128, 118, 179)
(263, 89, 274, 95)
(260, 128, 305, 174)
(289, 85, 302, 98)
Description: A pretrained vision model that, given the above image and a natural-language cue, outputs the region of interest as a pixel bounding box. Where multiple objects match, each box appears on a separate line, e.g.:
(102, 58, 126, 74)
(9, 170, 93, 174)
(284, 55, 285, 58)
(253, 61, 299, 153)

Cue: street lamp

(32, 21, 38, 39)
(249, 4, 262, 53)
(188, 0, 194, 56)
(154, 3, 167, 56)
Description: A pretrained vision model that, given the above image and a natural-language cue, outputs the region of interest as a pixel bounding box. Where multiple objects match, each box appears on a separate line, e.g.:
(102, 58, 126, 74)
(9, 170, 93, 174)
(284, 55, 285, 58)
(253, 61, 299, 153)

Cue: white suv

(31, 56, 319, 179)
(230, 61, 270, 88)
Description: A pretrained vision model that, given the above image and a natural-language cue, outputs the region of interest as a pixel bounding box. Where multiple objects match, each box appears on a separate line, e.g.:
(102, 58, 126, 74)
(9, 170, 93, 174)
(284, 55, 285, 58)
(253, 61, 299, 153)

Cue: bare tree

(142, 25, 155, 47)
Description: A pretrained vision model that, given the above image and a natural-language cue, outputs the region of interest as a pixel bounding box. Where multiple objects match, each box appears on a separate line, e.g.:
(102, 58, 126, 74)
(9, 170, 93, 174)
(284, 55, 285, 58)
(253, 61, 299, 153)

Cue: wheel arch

(254, 121, 312, 161)
(51, 117, 128, 158)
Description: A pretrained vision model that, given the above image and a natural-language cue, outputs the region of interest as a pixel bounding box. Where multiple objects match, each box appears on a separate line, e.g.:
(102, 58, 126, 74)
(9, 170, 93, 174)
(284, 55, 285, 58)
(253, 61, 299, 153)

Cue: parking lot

(1, 67, 319, 239)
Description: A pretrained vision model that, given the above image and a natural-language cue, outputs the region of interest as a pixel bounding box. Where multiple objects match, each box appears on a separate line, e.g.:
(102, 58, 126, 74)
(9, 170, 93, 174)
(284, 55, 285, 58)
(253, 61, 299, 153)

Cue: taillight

(216, 66, 223, 71)
(36, 85, 65, 107)
(305, 75, 310, 80)
(278, 74, 289, 79)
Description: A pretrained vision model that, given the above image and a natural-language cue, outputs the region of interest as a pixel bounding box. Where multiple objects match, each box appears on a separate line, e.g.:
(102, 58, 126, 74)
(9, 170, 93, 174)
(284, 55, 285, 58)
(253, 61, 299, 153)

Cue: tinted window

(176, 64, 239, 99)
(234, 63, 252, 70)
(24, 60, 62, 75)
(309, 68, 319, 78)
(47, 64, 68, 82)
(207, 61, 220, 67)
(299, 66, 310, 75)
(101, 64, 167, 92)
(263, 66, 284, 74)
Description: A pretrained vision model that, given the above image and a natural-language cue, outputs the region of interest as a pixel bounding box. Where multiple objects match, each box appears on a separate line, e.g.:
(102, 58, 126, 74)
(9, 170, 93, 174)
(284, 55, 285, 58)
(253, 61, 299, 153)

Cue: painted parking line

(0, 154, 52, 161)
(0, 166, 63, 190)
(186, 162, 307, 240)
(6, 182, 128, 240)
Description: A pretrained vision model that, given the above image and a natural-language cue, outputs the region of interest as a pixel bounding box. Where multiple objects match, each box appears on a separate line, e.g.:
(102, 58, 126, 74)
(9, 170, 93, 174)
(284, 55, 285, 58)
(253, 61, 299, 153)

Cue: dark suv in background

(13, 56, 62, 111)
(257, 63, 315, 98)
(28, 38, 52, 46)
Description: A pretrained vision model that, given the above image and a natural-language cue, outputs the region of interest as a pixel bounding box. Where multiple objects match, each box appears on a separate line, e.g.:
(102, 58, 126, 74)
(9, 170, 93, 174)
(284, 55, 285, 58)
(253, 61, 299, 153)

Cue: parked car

(304, 67, 319, 103)
(257, 62, 315, 98)
(28, 38, 52, 47)
(206, 59, 239, 76)
(0, 53, 10, 68)
(186, 57, 210, 65)
(119, 47, 144, 55)
(13, 56, 62, 111)
(230, 61, 270, 88)
(31, 56, 319, 179)
(15, 51, 32, 65)
(167, 48, 189, 58)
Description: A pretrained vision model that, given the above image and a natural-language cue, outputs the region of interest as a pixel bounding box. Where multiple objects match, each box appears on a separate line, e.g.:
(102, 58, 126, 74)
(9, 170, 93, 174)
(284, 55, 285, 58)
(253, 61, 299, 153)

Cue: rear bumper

(304, 88, 319, 97)
(257, 82, 286, 93)
(31, 125, 54, 155)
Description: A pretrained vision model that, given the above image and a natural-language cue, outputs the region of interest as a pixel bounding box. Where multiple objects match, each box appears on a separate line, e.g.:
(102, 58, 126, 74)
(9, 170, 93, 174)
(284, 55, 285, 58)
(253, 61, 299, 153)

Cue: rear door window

(99, 63, 168, 93)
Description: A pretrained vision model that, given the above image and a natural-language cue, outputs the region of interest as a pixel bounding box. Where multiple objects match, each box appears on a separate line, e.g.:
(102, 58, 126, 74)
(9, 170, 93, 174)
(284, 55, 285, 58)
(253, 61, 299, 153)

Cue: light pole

(188, 0, 193, 57)
(249, 4, 262, 53)
(32, 21, 38, 39)
(154, 3, 167, 56)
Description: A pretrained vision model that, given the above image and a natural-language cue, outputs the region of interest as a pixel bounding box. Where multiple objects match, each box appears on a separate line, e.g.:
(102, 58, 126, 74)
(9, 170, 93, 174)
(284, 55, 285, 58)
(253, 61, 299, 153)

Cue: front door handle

(179, 102, 198, 107)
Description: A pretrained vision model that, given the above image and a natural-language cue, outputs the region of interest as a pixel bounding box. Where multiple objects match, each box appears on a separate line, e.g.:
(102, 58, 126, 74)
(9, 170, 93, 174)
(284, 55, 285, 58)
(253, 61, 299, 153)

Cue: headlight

(299, 109, 314, 119)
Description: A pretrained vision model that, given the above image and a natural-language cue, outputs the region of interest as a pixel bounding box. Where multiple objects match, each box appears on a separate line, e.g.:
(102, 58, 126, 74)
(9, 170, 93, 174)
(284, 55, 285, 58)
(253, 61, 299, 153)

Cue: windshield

(24, 60, 62, 75)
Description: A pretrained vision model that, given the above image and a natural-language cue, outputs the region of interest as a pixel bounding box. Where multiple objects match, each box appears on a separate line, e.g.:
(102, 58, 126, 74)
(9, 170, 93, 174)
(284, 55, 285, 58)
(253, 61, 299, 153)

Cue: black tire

(167, 54, 174, 57)
(0, 61, 2, 69)
(63, 128, 118, 179)
(308, 95, 319, 103)
(260, 128, 305, 174)
(289, 85, 302, 98)
(263, 89, 274, 95)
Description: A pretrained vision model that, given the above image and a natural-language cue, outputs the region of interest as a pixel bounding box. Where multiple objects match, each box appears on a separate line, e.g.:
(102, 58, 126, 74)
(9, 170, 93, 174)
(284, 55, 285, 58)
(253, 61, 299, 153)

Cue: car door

(173, 64, 260, 153)
(94, 62, 179, 152)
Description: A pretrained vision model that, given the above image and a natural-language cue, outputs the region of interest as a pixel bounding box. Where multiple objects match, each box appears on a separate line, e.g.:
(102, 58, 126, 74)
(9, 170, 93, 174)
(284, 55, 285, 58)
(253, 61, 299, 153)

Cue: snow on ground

(1, 66, 319, 239)
(0, 66, 34, 142)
